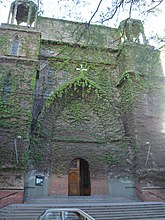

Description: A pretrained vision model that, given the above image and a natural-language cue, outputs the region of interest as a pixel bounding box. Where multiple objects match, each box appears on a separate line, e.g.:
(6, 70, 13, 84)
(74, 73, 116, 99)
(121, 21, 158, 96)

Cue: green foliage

(0, 62, 37, 168)
(104, 152, 121, 164)
(1, 20, 163, 177)
(22, 148, 30, 170)
(0, 34, 8, 47)
(117, 70, 158, 112)
(44, 72, 104, 109)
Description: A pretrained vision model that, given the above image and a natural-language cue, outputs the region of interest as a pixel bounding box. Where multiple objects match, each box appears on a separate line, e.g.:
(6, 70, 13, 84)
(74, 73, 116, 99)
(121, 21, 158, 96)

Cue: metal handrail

(143, 186, 165, 190)
(0, 192, 18, 201)
(0, 189, 23, 201)
(148, 191, 165, 201)
(135, 186, 142, 194)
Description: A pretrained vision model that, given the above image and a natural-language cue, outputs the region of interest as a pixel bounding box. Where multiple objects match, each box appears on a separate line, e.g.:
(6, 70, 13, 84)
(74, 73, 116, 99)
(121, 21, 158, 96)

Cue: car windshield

(64, 211, 83, 220)
(42, 211, 62, 220)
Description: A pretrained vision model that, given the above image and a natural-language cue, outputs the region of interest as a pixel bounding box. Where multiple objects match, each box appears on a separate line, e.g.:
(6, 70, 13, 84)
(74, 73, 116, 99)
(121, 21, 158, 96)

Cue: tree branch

(99, 0, 125, 23)
(146, 0, 164, 13)
(88, 0, 103, 26)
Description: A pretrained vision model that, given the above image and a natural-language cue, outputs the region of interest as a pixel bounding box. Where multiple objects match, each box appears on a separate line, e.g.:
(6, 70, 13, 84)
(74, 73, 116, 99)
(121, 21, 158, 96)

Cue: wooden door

(68, 159, 80, 196)
(68, 158, 91, 196)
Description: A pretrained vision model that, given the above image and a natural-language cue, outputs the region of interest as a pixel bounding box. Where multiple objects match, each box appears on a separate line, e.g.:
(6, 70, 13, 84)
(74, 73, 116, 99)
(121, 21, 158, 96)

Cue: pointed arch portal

(68, 158, 91, 196)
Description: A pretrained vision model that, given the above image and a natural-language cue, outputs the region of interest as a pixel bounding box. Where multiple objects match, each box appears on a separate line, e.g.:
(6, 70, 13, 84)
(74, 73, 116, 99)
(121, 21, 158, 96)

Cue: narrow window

(60, 70, 69, 85)
(44, 68, 56, 97)
(2, 73, 12, 102)
(47, 68, 55, 85)
(36, 70, 40, 79)
(11, 35, 19, 56)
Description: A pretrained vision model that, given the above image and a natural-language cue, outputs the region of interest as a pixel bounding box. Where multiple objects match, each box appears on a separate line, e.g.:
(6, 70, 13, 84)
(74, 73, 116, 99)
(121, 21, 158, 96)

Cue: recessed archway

(68, 158, 91, 196)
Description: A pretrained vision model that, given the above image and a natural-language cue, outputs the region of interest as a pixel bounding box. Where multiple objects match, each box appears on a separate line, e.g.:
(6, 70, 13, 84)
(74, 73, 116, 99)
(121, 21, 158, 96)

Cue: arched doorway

(68, 158, 91, 196)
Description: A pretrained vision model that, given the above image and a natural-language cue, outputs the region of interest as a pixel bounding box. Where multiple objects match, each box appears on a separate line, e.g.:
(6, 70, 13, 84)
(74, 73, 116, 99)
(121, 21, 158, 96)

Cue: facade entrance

(68, 158, 91, 196)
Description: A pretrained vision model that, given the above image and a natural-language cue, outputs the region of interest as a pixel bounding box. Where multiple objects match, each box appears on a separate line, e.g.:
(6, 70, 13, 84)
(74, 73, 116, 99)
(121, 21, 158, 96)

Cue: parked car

(35, 208, 95, 220)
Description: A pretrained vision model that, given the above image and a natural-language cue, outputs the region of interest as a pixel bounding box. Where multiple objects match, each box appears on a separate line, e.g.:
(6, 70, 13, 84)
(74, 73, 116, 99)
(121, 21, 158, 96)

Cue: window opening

(36, 70, 40, 80)
(44, 68, 56, 97)
(59, 70, 69, 85)
(11, 35, 19, 56)
(2, 73, 12, 102)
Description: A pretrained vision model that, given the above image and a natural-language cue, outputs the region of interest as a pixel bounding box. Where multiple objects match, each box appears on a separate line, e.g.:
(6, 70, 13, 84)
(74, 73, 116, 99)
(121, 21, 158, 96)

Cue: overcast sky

(1, 0, 165, 38)
(0, 0, 165, 70)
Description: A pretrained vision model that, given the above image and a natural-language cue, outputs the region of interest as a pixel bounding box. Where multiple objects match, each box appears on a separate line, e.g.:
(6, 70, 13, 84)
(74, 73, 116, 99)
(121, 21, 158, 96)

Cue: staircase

(0, 196, 165, 220)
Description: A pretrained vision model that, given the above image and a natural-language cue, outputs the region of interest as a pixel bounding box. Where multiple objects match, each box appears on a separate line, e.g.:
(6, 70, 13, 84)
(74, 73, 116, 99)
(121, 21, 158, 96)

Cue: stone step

(2, 210, 165, 216)
(2, 204, 165, 213)
(1, 202, 165, 220)
(25, 196, 140, 204)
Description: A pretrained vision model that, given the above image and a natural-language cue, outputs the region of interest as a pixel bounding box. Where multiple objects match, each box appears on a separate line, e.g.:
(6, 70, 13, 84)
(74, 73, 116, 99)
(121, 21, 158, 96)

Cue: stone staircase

(0, 196, 165, 220)
(25, 195, 140, 204)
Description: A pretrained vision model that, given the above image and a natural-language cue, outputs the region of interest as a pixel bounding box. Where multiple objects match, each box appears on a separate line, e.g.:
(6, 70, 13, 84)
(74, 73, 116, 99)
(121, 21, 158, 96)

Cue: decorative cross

(76, 64, 87, 73)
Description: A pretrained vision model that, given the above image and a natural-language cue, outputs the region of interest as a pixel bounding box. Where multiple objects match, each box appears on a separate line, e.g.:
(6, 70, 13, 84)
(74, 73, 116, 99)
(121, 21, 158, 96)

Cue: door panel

(68, 171, 80, 196)
(68, 158, 91, 196)
(68, 159, 80, 196)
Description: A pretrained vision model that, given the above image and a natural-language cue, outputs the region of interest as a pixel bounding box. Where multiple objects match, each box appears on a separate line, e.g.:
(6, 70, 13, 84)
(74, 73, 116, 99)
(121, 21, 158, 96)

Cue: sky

(0, 0, 165, 39)
(0, 0, 165, 70)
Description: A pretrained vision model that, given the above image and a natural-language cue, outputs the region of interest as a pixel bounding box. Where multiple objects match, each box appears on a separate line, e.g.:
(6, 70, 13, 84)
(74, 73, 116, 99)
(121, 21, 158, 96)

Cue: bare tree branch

(99, 0, 125, 23)
(88, 0, 103, 26)
(146, 0, 164, 12)
(129, 0, 134, 18)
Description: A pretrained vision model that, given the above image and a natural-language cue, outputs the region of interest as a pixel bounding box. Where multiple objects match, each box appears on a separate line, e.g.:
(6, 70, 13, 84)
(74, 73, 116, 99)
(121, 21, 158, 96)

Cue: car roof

(45, 208, 82, 212)
(44, 208, 95, 219)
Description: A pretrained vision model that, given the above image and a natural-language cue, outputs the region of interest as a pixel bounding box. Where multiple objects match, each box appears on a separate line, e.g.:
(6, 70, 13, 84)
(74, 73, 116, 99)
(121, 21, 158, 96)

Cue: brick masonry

(0, 190, 23, 208)
(49, 174, 109, 196)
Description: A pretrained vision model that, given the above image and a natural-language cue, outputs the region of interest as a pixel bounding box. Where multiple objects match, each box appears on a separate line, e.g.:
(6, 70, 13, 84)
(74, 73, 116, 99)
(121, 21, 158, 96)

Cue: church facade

(0, 0, 165, 207)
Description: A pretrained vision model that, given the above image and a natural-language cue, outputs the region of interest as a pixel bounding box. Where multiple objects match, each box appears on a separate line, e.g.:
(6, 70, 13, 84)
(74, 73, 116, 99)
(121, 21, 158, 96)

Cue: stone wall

(0, 60, 37, 168)
(36, 17, 120, 49)
(0, 25, 40, 205)
(117, 41, 165, 190)
(0, 25, 40, 60)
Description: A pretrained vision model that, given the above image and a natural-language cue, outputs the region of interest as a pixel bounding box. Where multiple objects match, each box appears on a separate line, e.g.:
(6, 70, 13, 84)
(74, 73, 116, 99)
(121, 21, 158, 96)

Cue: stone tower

(0, 0, 40, 206)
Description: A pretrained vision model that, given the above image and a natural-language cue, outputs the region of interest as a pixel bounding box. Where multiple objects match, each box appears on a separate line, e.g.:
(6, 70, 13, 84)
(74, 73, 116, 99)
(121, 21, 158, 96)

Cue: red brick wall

(0, 190, 23, 208)
(49, 175, 68, 196)
(91, 175, 109, 195)
(49, 174, 109, 196)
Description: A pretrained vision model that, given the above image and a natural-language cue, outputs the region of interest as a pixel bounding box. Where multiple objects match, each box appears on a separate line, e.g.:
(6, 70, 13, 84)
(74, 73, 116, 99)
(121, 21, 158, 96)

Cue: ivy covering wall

(0, 18, 165, 185)
(0, 27, 40, 173)
(30, 41, 129, 175)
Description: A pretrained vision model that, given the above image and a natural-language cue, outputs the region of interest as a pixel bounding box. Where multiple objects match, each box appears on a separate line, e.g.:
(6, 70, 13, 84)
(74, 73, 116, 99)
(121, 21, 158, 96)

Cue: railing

(148, 191, 165, 201)
(0, 192, 18, 201)
(143, 187, 165, 201)
(134, 186, 142, 194)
